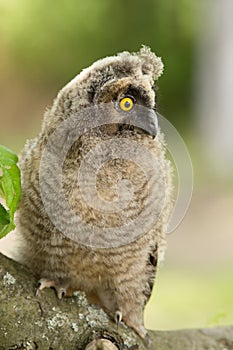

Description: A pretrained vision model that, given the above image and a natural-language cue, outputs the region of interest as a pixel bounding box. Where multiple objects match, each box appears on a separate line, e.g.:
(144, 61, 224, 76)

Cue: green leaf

(0, 144, 18, 166)
(0, 203, 15, 239)
(0, 144, 21, 238)
(0, 221, 15, 239)
(0, 204, 15, 238)
(0, 180, 4, 197)
(2, 165, 21, 217)
(0, 203, 10, 225)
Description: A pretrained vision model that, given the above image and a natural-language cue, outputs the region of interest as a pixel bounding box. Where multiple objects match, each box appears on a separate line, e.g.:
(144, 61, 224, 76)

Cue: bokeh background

(0, 0, 232, 330)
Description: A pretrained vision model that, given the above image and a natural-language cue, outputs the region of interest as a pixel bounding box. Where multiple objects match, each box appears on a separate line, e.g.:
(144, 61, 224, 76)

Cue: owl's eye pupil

(119, 96, 134, 112)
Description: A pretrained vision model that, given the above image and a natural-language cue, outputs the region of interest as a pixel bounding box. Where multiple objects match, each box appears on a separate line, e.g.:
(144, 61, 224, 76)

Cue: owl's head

(43, 46, 164, 137)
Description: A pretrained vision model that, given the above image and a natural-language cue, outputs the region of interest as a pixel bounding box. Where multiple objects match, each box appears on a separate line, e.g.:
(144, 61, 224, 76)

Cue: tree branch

(0, 253, 232, 350)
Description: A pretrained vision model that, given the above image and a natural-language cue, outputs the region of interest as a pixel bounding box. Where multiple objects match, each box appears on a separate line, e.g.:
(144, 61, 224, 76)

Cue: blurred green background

(0, 0, 232, 331)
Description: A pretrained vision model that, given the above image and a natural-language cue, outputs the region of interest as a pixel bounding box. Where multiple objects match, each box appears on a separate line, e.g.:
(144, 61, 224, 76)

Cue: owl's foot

(36, 278, 73, 299)
(36, 278, 56, 295)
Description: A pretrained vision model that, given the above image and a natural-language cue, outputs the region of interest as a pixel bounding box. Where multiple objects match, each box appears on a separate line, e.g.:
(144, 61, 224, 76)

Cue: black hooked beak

(142, 108, 158, 138)
(124, 107, 158, 138)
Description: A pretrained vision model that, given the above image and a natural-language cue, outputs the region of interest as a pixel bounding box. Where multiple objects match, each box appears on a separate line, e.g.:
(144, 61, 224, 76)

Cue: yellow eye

(119, 97, 134, 111)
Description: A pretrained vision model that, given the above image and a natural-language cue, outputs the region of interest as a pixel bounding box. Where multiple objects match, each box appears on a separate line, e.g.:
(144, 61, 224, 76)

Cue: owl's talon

(114, 310, 122, 328)
(35, 282, 41, 296)
(57, 289, 67, 300)
(35, 281, 41, 289)
(35, 286, 40, 296)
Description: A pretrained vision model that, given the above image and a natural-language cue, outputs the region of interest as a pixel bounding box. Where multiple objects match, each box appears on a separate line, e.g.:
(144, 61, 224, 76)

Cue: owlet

(17, 47, 173, 342)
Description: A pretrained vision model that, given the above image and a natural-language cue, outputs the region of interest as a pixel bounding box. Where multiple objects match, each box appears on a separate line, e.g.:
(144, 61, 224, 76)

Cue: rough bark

(0, 253, 232, 350)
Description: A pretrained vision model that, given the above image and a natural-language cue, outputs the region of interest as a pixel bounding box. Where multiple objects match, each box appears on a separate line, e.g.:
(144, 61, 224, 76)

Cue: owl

(16, 47, 173, 342)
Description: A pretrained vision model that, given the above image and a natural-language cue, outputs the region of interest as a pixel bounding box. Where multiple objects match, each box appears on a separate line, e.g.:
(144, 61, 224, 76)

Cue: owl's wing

(143, 243, 158, 304)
